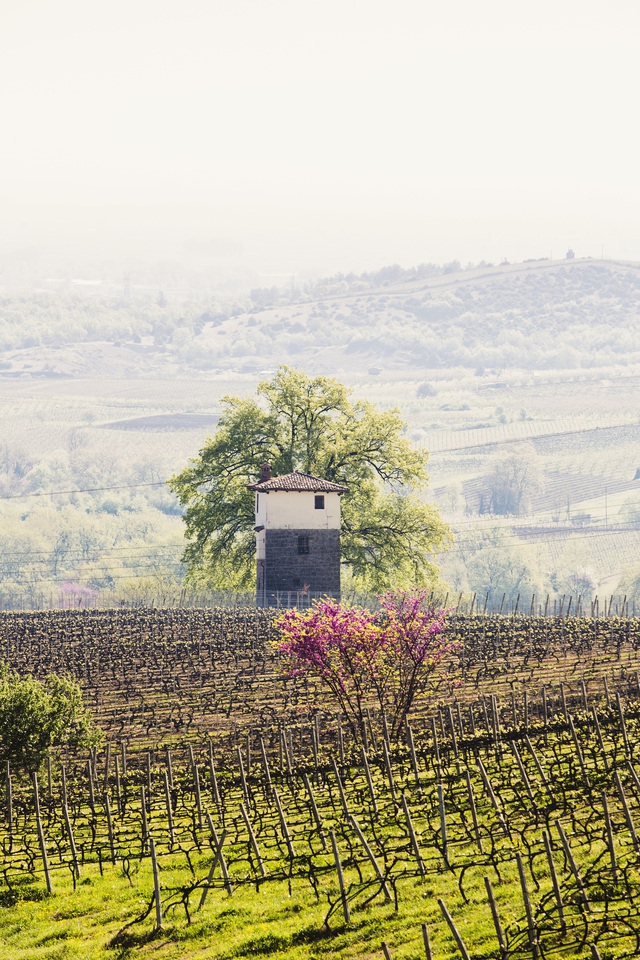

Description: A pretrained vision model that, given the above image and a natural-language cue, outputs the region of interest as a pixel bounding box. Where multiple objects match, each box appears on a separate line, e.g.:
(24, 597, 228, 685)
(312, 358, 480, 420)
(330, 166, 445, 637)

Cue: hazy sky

(2, 0, 639, 274)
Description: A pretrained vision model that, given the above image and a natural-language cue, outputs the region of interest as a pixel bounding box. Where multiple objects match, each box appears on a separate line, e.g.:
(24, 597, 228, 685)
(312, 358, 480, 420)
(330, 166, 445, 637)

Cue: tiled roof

(247, 471, 349, 493)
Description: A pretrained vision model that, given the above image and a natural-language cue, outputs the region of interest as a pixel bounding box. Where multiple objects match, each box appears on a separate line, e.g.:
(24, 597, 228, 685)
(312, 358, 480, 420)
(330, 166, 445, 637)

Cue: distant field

(100, 413, 221, 431)
(1, 258, 640, 602)
(0, 365, 639, 603)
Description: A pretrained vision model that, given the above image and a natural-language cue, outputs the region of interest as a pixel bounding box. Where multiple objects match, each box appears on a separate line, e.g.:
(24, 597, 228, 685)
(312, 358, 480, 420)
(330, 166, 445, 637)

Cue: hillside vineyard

(3, 609, 640, 957)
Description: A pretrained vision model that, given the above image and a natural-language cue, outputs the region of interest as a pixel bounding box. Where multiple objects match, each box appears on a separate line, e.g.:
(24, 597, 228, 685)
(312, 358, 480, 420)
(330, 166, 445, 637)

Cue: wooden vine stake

(193, 763, 203, 830)
(555, 819, 590, 911)
(302, 771, 327, 849)
(87, 759, 96, 814)
(591, 706, 609, 774)
(5, 761, 13, 837)
(401, 795, 425, 878)
(490, 694, 501, 750)
(431, 716, 441, 775)
(105, 794, 117, 864)
(477, 756, 510, 838)
(524, 736, 555, 802)
(560, 683, 568, 723)
(438, 898, 472, 960)
(360, 747, 378, 816)
(511, 742, 536, 805)
(149, 836, 163, 931)
(568, 715, 591, 788)
(103, 741, 111, 793)
(464, 769, 483, 852)
(273, 787, 295, 861)
(614, 770, 639, 852)
(32, 772, 52, 895)
(446, 703, 459, 758)
(198, 827, 228, 911)
(516, 851, 538, 958)
(205, 813, 233, 894)
(114, 756, 122, 815)
(601, 791, 618, 882)
(140, 785, 149, 850)
(581, 678, 589, 711)
(62, 801, 80, 879)
(349, 814, 392, 902)
(382, 740, 397, 803)
(329, 828, 350, 924)
(208, 740, 220, 807)
(165, 747, 174, 790)
(437, 782, 449, 866)
(259, 736, 273, 796)
(163, 770, 175, 849)
(240, 803, 267, 878)
(542, 829, 566, 933)
(406, 722, 423, 796)
(236, 747, 251, 811)
(331, 756, 350, 817)
(626, 759, 640, 797)
(484, 876, 507, 960)
(421, 922, 433, 960)
(616, 693, 631, 758)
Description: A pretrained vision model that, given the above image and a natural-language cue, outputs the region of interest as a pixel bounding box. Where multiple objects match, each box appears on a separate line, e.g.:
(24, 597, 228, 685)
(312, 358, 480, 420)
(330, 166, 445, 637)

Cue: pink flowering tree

(58, 580, 99, 609)
(276, 591, 456, 741)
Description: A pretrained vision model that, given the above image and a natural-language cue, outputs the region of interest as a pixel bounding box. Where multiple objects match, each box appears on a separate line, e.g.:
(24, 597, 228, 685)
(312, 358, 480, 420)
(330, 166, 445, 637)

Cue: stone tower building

(247, 464, 348, 606)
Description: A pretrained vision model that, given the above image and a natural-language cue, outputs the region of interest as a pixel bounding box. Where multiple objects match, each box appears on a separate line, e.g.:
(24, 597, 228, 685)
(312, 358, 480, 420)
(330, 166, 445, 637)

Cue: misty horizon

(2, 0, 639, 282)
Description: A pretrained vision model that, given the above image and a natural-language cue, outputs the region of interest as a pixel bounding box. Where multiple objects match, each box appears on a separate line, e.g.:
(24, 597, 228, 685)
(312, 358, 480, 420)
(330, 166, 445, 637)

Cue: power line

(0, 548, 183, 563)
(3, 569, 185, 588)
(0, 558, 186, 579)
(0, 481, 169, 500)
(0, 541, 185, 559)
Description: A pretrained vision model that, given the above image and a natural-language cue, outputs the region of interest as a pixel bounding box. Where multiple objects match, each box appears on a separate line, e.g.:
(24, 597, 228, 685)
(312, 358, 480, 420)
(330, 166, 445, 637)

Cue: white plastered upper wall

(255, 490, 342, 530)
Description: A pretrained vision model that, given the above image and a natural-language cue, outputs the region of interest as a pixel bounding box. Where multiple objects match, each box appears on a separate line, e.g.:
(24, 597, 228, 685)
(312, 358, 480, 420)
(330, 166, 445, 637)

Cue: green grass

(0, 848, 536, 960)
(3, 712, 640, 960)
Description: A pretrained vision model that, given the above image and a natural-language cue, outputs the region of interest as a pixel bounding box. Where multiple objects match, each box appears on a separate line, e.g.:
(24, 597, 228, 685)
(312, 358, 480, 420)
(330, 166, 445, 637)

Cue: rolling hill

(2, 257, 640, 379)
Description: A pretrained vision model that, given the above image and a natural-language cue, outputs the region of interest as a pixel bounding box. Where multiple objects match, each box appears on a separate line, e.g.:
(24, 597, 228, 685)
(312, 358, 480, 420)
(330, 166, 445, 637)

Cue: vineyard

(3, 609, 640, 959)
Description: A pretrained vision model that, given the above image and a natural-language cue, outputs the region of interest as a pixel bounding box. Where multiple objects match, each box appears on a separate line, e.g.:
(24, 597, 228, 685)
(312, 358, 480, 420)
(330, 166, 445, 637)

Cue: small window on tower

(315, 495, 325, 510)
(298, 535, 310, 555)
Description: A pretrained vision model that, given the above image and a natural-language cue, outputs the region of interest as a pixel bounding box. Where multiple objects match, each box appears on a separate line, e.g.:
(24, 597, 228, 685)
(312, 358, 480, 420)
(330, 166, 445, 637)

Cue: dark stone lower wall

(260, 528, 340, 604)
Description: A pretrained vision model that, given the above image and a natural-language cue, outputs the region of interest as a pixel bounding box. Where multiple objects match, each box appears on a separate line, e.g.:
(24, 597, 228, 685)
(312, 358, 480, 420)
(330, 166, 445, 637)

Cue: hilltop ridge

(1, 257, 640, 379)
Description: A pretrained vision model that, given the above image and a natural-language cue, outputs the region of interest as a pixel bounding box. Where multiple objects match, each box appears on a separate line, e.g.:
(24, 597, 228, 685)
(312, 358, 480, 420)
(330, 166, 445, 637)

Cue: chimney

(260, 462, 272, 482)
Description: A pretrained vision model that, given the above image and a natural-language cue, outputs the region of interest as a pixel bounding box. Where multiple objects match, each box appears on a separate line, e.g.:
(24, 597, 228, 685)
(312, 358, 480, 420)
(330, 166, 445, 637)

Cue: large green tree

(169, 367, 450, 591)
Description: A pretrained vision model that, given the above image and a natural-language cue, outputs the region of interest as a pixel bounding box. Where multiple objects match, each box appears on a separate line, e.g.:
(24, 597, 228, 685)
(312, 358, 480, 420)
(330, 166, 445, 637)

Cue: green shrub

(0, 664, 102, 772)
